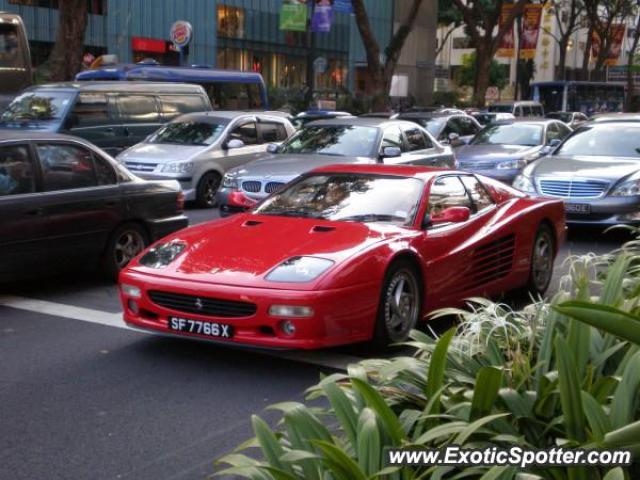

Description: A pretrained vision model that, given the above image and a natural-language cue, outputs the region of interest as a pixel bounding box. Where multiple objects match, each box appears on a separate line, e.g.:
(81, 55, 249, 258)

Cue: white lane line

(0, 295, 363, 371)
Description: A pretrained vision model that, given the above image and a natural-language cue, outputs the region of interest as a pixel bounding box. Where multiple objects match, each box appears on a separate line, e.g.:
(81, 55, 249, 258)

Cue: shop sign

(170, 21, 193, 49)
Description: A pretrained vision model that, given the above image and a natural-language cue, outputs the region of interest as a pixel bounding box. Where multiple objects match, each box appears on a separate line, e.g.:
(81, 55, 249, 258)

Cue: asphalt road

(0, 208, 629, 480)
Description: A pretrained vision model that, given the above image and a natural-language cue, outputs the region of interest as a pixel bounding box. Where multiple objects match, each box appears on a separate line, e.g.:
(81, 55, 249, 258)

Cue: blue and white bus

(532, 81, 625, 115)
(77, 63, 269, 110)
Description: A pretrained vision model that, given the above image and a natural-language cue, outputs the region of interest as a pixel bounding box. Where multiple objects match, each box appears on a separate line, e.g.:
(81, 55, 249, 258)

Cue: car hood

(118, 143, 207, 163)
(456, 144, 539, 163)
(131, 213, 404, 288)
(529, 155, 640, 181)
(234, 153, 372, 178)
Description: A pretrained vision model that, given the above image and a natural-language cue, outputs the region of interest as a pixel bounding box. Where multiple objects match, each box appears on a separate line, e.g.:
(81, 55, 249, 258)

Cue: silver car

(217, 117, 455, 215)
(513, 121, 640, 226)
(117, 112, 295, 207)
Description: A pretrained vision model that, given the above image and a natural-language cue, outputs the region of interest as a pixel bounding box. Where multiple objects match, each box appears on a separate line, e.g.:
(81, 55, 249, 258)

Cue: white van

(487, 101, 544, 118)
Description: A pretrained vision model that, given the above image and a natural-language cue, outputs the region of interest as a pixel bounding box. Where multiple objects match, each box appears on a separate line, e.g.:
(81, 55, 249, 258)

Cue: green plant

(217, 238, 640, 479)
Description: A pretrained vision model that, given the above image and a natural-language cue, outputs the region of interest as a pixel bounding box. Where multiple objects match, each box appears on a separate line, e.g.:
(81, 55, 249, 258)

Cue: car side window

(230, 122, 258, 145)
(546, 123, 560, 143)
(117, 95, 160, 123)
(442, 119, 461, 139)
(403, 126, 432, 151)
(381, 126, 405, 151)
(0, 144, 35, 196)
(93, 153, 117, 185)
(460, 175, 494, 212)
(36, 143, 97, 192)
(555, 122, 572, 139)
(258, 122, 287, 143)
(458, 117, 479, 136)
(427, 176, 472, 219)
(71, 93, 111, 128)
(159, 95, 210, 121)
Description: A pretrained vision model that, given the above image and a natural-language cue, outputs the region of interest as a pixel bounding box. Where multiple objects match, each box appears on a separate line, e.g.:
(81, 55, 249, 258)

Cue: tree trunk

(581, 26, 593, 80)
(473, 48, 492, 107)
(557, 37, 568, 80)
(48, 0, 89, 82)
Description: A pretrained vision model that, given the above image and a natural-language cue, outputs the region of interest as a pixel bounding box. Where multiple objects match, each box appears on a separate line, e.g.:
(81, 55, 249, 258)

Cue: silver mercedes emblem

(195, 298, 204, 310)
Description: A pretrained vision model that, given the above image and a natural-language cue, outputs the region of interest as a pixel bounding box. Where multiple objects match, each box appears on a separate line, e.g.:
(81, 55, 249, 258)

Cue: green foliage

(455, 53, 508, 90)
(218, 234, 640, 479)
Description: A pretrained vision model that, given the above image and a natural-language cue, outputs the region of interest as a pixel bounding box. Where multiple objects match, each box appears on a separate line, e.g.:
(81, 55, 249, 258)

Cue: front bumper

(133, 172, 196, 201)
(559, 195, 640, 226)
(119, 270, 378, 350)
(217, 188, 260, 216)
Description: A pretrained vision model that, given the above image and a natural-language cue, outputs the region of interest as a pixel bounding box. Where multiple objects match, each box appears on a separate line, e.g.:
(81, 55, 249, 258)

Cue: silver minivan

(488, 101, 545, 118)
(117, 111, 295, 207)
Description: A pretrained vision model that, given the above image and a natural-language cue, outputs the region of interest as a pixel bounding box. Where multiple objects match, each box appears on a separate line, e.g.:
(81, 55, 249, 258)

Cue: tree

(436, 0, 463, 58)
(542, 0, 585, 80)
(626, 10, 640, 111)
(450, 0, 529, 106)
(350, 0, 424, 111)
(583, 0, 635, 73)
(455, 52, 509, 90)
(47, 0, 89, 81)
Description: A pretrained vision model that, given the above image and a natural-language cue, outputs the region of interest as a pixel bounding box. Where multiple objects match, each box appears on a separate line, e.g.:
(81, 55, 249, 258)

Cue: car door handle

(105, 127, 115, 133)
(123, 127, 131, 137)
(24, 208, 44, 216)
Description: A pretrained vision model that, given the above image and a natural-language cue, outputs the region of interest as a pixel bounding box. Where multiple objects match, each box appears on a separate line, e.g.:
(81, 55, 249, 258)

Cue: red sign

(497, 3, 515, 58)
(520, 4, 543, 60)
(131, 37, 167, 54)
(592, 24, 626, 66)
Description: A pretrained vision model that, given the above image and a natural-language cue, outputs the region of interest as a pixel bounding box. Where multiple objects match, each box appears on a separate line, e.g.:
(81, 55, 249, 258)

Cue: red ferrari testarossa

(119, 164, 565, 349)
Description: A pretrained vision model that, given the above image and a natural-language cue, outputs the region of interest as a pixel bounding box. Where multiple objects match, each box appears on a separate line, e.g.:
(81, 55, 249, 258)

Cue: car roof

(27, 81, 206, 94)
(296, 110, 351, 118)
(305, 117, 416, 128)
(491, 118, 556, 126)
(309, 163, 452, 180)
(174, 111, 287, 122)
(590, 113, 640, 123)
(0, 130, 87, 143)
(397, 112, 466, 119)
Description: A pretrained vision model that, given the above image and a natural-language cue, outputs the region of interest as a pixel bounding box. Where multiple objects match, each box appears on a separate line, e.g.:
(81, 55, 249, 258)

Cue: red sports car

(119, 164, 565, 349)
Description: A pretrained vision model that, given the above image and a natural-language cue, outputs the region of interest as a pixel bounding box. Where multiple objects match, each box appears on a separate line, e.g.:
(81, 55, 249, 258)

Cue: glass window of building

(9, 0, 107, 14)
(217, 5, 245, 39)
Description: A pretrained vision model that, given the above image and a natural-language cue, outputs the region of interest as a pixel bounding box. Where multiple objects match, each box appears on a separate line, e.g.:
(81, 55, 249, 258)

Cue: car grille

(265, 182, 285, 194)
(148, 291, 257, 318)
(242, 181, 262, 193)
(457, 161, 495, 170)
(539, 179, 608, 198)
(125, 162, 158, 172)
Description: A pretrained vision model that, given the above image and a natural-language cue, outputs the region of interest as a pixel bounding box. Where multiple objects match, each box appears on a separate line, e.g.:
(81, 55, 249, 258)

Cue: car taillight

(176, 192, 185, 213)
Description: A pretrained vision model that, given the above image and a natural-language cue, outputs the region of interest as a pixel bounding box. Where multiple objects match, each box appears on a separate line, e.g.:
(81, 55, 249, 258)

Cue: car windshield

(1, 91, 72, 123)
(547, 112, 573, 123)
(148, 120, 227, 146)
(487, 105, 513, 113)
(412, 117, 445, 136)
(278, 125, 378, 157)
(554, 125, 640, 158)
(254, 173, 424, 226)
(471, 123, 543, 147)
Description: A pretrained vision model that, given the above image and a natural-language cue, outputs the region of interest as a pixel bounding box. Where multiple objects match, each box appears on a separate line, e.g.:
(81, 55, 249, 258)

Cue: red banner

(497, 3, 515, 58)
(592, 24, 626, 66)
(520, 4, 542, 59)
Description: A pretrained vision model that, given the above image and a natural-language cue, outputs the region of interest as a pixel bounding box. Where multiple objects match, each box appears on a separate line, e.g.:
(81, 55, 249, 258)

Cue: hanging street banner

(333, 0, 352, 14)
(520, 3, 543, 60)
(279, 0, 308, 32)
(592, 24, 626, 66)
(496, 3, 515, 58)
(312, 0, 334, 33)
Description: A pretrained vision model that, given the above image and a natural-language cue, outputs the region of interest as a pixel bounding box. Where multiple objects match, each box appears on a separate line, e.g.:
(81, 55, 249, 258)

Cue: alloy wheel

(532, 231, 553, 293)
(384, 269, 420, 342)
(114, 230, 145, 270)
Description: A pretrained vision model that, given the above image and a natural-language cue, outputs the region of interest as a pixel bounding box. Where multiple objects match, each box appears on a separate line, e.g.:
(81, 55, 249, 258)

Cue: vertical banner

(333, 0, 352, 14)
(312, 0, 334, 33)
(520, 4, 543, 59)
(279, 0, 308, 32)
(591, 25, 626, 66)
(497, 3, 515, 58)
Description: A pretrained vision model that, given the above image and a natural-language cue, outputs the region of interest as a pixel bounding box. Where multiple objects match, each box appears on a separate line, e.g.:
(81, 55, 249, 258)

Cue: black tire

(371, 259, 423, 350)
(195, 172, 221, 209)
(523, 223, 555, 297)
(102, 223, 149, 281)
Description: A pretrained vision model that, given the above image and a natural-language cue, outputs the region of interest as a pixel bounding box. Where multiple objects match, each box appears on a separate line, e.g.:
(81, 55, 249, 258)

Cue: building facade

(1, 0, 436, 101)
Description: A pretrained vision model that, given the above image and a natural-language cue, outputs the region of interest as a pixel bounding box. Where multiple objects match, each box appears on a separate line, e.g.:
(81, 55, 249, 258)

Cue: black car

(397, 112, 482, 146)
(0, 131, 188, 281)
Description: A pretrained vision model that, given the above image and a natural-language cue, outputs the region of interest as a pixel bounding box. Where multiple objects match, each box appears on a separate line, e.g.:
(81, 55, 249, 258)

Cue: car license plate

(168, 316, 233, 339)
(564, 203, 591, 215)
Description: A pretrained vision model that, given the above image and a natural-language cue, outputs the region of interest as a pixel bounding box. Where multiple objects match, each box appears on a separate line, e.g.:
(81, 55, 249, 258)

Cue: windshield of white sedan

(278, 125, 378, 157)
(471, 124, 542, 147)
(254, 174, 423, 226)
(554, 125, 640, 157)
(148, 121, 227, 146)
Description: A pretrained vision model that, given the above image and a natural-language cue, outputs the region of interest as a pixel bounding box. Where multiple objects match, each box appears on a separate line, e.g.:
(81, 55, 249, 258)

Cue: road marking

(0, 295, 363, 371)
